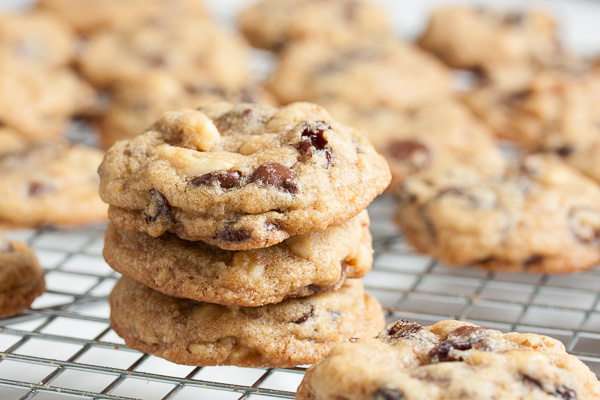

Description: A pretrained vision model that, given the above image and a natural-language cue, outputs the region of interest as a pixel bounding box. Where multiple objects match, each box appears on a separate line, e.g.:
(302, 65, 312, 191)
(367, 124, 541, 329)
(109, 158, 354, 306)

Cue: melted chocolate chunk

(215, 227, 251, 243)
(144, 189, 173, 224)
(297, 122, 333, 167)
(429, 339, 481, 362)
(523, 375, 576, 399)
(386, 320, 423, 338)
(450, 325, 489, 338)
(569, 207, 600, 245)
(293, 306, 315, 324)
(28, 181, 54, 197)
(372, 388, 405, 400)
(191, 170, 242, 189)
(555, 145, 574, 157)
(523, 254, 545, 268)
(388, 140, 431, 172)
(251, 163, 298, 193)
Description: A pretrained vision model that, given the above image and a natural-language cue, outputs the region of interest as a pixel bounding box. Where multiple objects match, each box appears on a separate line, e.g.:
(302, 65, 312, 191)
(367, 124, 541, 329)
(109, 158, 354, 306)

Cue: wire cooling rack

(0, 194, 599, 400)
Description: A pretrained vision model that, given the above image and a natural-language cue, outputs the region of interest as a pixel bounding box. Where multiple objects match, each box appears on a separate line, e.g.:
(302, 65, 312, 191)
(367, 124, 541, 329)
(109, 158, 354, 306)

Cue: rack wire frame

(0, 195, 599, 400)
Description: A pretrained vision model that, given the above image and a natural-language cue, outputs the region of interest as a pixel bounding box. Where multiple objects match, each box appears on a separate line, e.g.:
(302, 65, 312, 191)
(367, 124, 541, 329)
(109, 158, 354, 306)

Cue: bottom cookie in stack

(109, 276, 384, 368)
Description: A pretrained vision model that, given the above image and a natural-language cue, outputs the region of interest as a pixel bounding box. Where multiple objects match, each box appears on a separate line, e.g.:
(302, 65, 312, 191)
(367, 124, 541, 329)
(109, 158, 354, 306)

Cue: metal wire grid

(0, 195, 598, 400)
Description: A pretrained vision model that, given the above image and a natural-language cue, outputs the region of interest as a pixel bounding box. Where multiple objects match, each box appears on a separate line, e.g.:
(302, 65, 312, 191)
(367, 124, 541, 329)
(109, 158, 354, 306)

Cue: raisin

(216, 227, 251, 243)
(388, 140, 431, 172)
(28, 181, 54, 197)
(191, 170, 242, 189)
(386, 320, 423, 338)
(251, 163, 298, 194)
(569, 207, 600, 245)
(144, 189, 173, 224)
(293, 306, 315, 324)
(372, 388, 404, 400)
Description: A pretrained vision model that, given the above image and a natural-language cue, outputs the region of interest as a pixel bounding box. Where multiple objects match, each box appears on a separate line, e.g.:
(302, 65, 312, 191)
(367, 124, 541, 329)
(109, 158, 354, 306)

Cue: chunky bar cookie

(0, 143, 107, 228)
(99, 72, 275, 148)
(419, 7, 562, 70)
(104, 211, 371, 306)
(109, 276, 384, 368)
(0, 234, 45, 318)
(99, 102, 391, 250)
(238, 0, 391, 51)
(0, 61, 96, 141)
(79, 19, 249, 89)
(36, 0, 208, 35)
(0, 11, 75, 67)
(395, 155, 600, 273)
(322, 99, 506, 190)
(267, 38, 451, 110)
(297, 319, 600, 399)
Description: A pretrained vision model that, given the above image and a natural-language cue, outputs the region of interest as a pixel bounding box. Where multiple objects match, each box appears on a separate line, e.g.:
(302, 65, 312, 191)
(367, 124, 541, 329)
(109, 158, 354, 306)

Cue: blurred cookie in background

(238, 0, 392, 52)
(36, 0, 209, 35)
(395, 155, 600, 274)
(0, 60, 96, 142)
(79, 19, 249, 90)
(322, 98, 506, 191)
(0, 11, 76, 67)
(267, 37, 451, 109)
(0, 142, 107, 228)
(0, 125, 28, 156)
(419, 7, 565, 71)
(98, 72, 275, 148)
(0, 233, 45, 318)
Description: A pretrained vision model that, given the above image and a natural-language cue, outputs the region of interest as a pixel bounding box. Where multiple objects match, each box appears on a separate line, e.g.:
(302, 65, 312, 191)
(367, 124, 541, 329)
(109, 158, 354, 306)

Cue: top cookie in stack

(99, 101, 391, 250)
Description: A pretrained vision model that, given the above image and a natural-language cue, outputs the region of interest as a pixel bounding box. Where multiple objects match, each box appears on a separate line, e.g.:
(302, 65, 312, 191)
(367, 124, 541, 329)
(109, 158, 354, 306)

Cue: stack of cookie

(100, 102, 391, 367)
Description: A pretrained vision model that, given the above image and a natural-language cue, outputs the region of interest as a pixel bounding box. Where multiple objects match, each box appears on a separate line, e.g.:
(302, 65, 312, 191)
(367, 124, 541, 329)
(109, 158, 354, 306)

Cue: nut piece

(154, 109, 221, 151)
(156, 145, 235, 178)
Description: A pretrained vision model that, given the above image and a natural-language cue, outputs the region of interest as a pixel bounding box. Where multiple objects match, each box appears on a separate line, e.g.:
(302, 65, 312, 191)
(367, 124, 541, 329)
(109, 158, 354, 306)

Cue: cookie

(0, 11, 75, 67)
(0, 234, 46, 318)
(418, 7, 562, 70)
(104, 210, 371, 306)
(36, 0, 208, 35)
(238, 0, 391, 52)
(267, 38, 451, 110)
(321, 99, 506, 190)
(109, 276, 384, 368)
(0, 125, 28, 156)
(297, 319, 600, 400)
(0, 61, 96, 141)
(463, 67, 599, 149)
(79, 19, 249, 89)
(99, 102, 391, 250)
(0, 143, 107, 228)
(394, 155, 600, 273)
(99, 72, 275, 148)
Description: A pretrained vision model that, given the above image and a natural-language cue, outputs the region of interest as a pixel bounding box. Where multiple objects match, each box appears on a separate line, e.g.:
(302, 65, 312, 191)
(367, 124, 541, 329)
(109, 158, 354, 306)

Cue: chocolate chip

(293, 306, 315, 324)
(523, 254, 545, 268)
(215, 227, 251, 243)
(555, 146, 574, 157)
(386, 320, 423, 338)
(297, 122, 333, 167)
(504, 12, 525, 26)
(388, 140, 431, 172)
(429, 339, 481, 362)
(523, 375, 577, 399)
(433, 187, 496, 210)
(372, 388, 405, 400)
(147, 55, 166, 68)
(450, 325, 489, 338)
(344, 0, 359, 21)
(191, 170, 242, 189)
(28, 181, 54, 197)
(502, 89, 533, 105)
(251, 163, 298, 193)
(144, 189, 174, 224)
(569, 207, 600, 245)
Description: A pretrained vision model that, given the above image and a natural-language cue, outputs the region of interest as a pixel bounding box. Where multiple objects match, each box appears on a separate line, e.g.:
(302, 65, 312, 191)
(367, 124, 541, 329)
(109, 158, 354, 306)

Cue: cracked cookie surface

(394, 155, 600, 273)
(297, 319, 600, 399)
(109, 276, 384, 368)
(99, 102, 390, 250)
(0, 234, 45, 318)
(103, 211, 372, 307)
